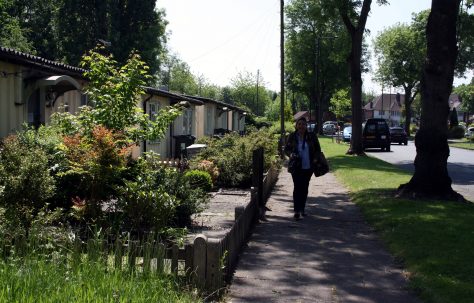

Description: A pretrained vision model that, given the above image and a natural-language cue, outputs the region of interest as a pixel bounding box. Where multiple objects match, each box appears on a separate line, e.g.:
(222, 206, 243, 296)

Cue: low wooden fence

(2, 148, 279, 293)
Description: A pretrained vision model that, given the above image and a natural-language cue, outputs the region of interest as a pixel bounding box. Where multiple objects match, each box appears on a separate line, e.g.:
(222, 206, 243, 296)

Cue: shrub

(60, 125, 131, 220)
(191, 128, 279, 188)
(192, 160, 219, 185)
(116, 176, 177, 234)
(448, 125, 465, 139)
(0, 135, 55, 229)
(115, 155, 208, 232)
(184, 170, 213, 192)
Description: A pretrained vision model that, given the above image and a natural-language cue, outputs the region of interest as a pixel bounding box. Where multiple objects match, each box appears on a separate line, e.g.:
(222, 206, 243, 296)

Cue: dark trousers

(291, 169, 313, 213)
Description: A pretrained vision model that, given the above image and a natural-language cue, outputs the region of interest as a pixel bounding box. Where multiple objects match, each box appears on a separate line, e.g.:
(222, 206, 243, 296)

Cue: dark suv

(363, 118, 391, 151)
(390, 127, 408, 145)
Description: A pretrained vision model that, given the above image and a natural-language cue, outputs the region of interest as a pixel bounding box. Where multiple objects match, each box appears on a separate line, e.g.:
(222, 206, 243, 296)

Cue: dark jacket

(285, 131, 322, 168)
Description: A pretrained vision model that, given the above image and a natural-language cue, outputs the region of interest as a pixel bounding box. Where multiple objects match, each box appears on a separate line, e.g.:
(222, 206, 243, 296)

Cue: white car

(465, 127, 474, 138)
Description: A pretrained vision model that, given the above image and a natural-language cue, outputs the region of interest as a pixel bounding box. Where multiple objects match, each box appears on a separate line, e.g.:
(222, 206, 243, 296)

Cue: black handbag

(288, 152, 301, 174)
(313, 152, 329, 177)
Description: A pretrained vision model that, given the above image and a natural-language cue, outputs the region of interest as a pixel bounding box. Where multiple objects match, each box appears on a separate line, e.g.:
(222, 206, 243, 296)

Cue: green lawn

(321, 138, 474, 303)
(448, 138, 474, 150)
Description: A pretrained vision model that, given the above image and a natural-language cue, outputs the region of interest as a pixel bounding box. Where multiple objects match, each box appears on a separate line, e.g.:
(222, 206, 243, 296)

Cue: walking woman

(285, 117, 322, 220)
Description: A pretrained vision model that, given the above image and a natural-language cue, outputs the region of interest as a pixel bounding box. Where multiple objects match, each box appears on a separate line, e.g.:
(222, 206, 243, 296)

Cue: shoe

(293, 213, 301, 220)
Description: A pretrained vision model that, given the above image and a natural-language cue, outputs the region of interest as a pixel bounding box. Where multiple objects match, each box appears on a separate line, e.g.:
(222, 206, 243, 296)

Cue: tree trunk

(403, 86, 413, 136)
(347, 30, 364, 154)
(397, 0, 465, 202)
(338, 0, 372, 155)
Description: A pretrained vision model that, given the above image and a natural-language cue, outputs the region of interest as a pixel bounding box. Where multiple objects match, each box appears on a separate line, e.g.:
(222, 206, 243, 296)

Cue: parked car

(342, 126, 352, 142)
(362, 118, 391, 151)
(322, 123, 337, 135)
(465, 126, 474, 138)
(389, 127, 408, 145)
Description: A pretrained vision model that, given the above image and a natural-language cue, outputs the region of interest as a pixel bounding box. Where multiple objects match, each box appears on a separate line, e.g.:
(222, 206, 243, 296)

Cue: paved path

(226, 169, 420, 303)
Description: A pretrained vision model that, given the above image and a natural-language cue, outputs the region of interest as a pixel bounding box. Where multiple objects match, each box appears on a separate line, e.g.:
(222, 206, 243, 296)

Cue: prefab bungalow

(185, 95, 247, 138)
(0, 46, 204, 159)
(0, 46, 87, 138)
(141, 87, 203, 159)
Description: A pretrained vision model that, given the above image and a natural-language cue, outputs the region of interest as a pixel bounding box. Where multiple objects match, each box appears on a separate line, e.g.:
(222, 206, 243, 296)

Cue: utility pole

(256, 69, 260, 116)
(381, 85, 384, 119)
(279, 0, 285, 158)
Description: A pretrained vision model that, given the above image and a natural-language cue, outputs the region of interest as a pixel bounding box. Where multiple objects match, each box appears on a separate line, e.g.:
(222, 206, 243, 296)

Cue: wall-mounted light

(178, 100, 191, 108)
(218, 106, 230, 116)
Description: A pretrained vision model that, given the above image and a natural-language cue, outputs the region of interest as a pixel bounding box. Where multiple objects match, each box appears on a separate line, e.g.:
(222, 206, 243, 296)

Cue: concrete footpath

(226, 169, 420, 303)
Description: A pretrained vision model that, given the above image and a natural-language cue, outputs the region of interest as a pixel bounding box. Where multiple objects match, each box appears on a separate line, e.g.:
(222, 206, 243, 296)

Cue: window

(182, 108, 193, 134)
(221, 111, 228, 129)
(148, 102, 161, 144)
(149, 102, 160, 122)
(80, 94, 88, 106)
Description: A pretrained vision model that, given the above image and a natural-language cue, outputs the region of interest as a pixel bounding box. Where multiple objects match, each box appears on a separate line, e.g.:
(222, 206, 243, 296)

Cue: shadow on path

(226, 169, 420, 303)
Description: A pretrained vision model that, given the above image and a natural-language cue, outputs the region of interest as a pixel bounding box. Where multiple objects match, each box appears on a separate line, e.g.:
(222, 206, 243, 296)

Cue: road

(365, 141, 474, 202)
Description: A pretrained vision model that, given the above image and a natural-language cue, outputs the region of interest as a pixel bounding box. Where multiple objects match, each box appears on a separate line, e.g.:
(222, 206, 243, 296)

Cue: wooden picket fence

(2, 148, 279, 293)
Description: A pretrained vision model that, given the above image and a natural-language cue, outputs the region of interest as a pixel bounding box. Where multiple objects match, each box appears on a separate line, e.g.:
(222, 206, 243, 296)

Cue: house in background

(448, 93, 467, 124)
(364, 92, 468, 127)
(363, 93, 405, 126)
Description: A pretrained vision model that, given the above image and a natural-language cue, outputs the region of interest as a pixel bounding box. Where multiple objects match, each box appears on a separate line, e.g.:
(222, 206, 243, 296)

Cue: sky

(157, 0, 470, 94)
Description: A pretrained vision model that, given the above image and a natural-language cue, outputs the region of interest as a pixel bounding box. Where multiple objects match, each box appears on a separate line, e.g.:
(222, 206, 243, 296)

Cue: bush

(191, 128, 279, 188)
(0, 135, 55, 229)
(193, 160, 219, 185)
(448, 125, 465, 139)
(184, 170, 213, 192)
(116, 176, 176, 234)
(116, 155, 208, 232)
(60, 125, 132, 220)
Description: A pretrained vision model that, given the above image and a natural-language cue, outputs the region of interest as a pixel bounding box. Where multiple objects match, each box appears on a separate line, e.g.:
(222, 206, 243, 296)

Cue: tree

(108, 0, 167, 76)
(265, 95, 293, 122)
(454, 80, 474, 116)
(334, 0, 387, 155)
(373, 22, 425, 136)
(397, 0, 464, 201)
(285, 0, 351, 129)
(61, 47, 184, 143)
(230, 71, 271, 116)
(0, 0, 33, 53)
(11, 0, 61, 59)
(329, 88, 352, 121)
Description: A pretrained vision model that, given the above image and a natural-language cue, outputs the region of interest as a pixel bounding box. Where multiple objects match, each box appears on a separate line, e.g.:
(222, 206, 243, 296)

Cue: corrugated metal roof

(184, 95, 247, 113)
(0, 46, 86, 77)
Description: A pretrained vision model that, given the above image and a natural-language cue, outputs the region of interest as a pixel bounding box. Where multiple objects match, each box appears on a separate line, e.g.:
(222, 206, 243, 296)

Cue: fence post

(234, 206, 245, 221)
(184, 243, 194, 276)
(206, 238, 223, 290)
(252, 147, 264, 219)
(193, 234, 207, 289)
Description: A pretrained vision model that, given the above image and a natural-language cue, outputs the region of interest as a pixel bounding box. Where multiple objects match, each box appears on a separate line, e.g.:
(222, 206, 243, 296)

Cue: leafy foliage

(0, 135, 55, 229)
(192, 129, 279, 188)
(329, 88, 351, 120)
(78, 48, 183, 142)
(184, 170, 213, 192)
(60, 125, 131, 220)
(454, 80, 474, 114)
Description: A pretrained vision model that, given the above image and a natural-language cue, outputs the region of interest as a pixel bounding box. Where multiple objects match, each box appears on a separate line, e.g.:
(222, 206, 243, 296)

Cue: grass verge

(321, 138, 474, 303)
(448, 138, 474, 150)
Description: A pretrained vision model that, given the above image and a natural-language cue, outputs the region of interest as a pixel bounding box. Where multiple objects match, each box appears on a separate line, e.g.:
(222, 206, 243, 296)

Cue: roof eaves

(0, 46, 86, 78)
